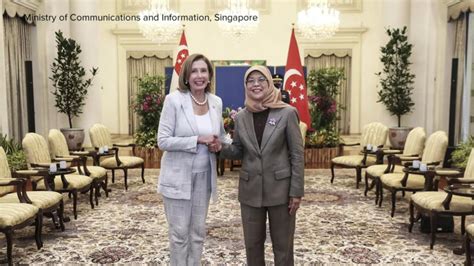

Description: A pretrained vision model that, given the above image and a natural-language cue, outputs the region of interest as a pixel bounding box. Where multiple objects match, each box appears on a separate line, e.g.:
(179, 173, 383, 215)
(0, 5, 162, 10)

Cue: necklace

(190, 93, 208, 106)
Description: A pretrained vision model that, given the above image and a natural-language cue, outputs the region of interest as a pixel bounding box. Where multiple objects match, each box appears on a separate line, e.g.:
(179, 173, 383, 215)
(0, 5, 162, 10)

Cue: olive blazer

(221, 106, 304, 207)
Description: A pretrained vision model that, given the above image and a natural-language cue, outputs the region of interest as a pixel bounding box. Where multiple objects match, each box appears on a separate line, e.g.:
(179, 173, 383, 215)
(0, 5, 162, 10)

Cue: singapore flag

(284, 28, 311, 127)
(170, 30, 189, 93)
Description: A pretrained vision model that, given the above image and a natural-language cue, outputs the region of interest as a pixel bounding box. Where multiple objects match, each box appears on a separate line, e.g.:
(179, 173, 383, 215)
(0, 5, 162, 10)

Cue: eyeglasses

(246, 77, 267, 86)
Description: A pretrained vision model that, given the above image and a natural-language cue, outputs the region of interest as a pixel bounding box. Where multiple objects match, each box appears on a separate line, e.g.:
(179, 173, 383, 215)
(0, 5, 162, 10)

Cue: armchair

(89, 124, 145, 190)
(299, 122, 308, 146)
(48, 129, 108, 206)
(380, 131, 448, 217)
(409, 148, 474, 249)
(22, 133, 93, 219)
(0, 177, 42, 265)
(0, 147, 64, 230)
(330, 122, 388, 188)
(365, 127, 426, 201)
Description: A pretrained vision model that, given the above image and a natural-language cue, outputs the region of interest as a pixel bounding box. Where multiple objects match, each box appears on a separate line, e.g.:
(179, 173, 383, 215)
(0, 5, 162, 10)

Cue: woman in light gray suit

(216, 65, 304, 266)
(157, 54, 229, 265)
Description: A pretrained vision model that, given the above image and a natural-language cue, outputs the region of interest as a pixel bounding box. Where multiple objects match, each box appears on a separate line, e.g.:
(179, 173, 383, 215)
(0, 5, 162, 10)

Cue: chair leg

(112, 169, 115, 183)
(35, 210, 43, 249)
(124, 168, 128, 190)
(364, 173, 369, 196)
(89, 186, 94, 209)
(378, 186, 384, 207)
(58, 200, 65, 231)
(375, 177, 380, 205)
(390, 190, 397, 217)
(141, 163, 145, 183)
(402, 190, 406, 198)
(355, 167, 362, 189)
(73, 191, 78, 220)
(466, 234, 472, 266)
(95, 182, 100, 206)
(430, 211, 437, 249)
(462, 215, 466, 235)
(5, 230, 12, 265)
(409, 200, 415, 232)
(102, 174, 109, 197)
(330, 163, 335, 183)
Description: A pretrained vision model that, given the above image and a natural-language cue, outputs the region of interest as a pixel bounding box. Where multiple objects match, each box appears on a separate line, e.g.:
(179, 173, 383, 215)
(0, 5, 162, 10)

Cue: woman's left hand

(288, 197, 301, 215)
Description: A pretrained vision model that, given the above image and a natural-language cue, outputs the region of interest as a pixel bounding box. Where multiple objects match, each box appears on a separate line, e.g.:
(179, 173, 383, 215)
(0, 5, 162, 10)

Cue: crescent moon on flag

(283, 69, 302, 88)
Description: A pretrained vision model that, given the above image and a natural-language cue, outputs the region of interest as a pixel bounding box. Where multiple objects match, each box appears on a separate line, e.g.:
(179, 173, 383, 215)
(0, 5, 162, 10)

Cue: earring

(184, 80, 189, 85)
(208, 81, 211, 84)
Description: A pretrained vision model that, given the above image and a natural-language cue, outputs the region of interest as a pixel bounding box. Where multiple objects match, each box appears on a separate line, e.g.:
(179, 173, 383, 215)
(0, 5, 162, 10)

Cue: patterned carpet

(1, 168, 469, 264)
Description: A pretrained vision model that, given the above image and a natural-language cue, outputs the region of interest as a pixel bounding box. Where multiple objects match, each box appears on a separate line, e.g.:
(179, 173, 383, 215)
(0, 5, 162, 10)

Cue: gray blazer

(157, 90, 229, 201)
(221, 107, 304, 207)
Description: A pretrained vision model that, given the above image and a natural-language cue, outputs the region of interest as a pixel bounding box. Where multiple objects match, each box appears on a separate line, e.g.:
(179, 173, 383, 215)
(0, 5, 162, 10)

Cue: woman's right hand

(197, 135, 217, 145)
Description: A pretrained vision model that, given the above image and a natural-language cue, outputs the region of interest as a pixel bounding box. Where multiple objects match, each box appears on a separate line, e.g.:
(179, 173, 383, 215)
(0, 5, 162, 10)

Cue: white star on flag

(283, 29, 311, 127)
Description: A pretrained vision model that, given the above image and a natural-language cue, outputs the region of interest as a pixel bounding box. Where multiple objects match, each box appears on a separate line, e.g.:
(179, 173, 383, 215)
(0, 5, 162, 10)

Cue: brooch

(268, 118, 276, 126)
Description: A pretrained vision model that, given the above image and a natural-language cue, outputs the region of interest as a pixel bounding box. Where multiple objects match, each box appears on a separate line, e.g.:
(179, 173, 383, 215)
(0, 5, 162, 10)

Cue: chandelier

(217, 0, 260, 40)
(138, 0, 181, 44)
(296, 0, 340, 40)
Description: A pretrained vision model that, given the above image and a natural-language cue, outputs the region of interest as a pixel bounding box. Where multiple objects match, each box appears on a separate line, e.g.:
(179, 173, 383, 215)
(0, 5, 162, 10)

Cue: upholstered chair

(380, 131, 448, 217)
(89, 124, 145, 190)
(299, 122, 308, 146)
(365, 127, 426, 201)
(465, 223, 474, 265)
(48, 129, 108, 206)
(0, 147, 64, 230)
(409, 148, 474, 249)
(330, 122, 388, 188)
(22, 133, 93, 219)
(0, 177, 43, 265)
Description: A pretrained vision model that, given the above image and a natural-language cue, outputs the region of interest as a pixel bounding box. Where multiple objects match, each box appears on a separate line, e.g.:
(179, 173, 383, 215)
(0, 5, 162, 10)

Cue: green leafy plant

(306, 129, 341, 148)
(451, 136, 474, 168)
(306, 67, 345, 148)
(132, 74, 165, 148)
(222, 107, 242, 133)
(376, 26, 415, 127)
(50, 30, 98, 128)
(0, 134, 27, 171)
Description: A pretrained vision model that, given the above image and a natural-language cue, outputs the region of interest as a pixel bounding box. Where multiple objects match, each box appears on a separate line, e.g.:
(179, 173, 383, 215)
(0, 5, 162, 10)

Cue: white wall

(1, 0, 452, 139)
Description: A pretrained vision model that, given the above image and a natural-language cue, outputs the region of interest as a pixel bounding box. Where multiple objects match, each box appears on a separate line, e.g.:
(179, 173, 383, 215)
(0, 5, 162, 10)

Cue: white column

(32, 0, 71, 136)
(0, 0, 9, 136)
(408, 0, 447, 134)
(382, 0, 410, 29)
(70, 0, 101, 146)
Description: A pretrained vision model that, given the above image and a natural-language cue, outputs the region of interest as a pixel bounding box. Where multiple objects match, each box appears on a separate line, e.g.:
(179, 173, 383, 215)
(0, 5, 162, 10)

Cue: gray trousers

(163, 170, 211, 266)
(241, 203, 296, 266)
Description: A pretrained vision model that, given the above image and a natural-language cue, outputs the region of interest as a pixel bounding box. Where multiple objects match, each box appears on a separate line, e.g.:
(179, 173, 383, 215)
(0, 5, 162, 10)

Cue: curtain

(305, 52, 352, 134)
(127, 54, 172, 135)
(3, 14, 32, 141)
(453, 13, 467, 144)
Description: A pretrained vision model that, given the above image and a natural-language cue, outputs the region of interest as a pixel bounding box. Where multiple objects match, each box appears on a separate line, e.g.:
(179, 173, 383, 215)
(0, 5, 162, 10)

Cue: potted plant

(305, 67, 345, 165)
(451, 136, 474, 168)
(376, 26, 415, 149)
(50, 30, 98, 151)
(0, 134, 27, 171)
(132, 74, 165, 167)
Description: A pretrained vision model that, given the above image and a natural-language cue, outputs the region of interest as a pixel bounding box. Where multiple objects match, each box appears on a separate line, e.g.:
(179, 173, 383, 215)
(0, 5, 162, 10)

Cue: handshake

(198, 135, 222, 153)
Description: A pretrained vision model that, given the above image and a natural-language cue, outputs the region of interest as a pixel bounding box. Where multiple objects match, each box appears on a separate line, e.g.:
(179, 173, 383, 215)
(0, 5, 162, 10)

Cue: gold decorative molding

(205, 0, 270, 15)
(11, 0, 41, 11)
(116, 0, 180, 15)
(298, 0, 362, 13)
